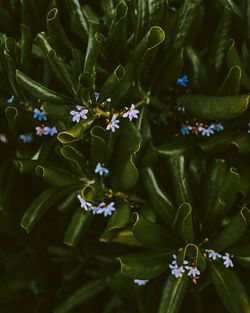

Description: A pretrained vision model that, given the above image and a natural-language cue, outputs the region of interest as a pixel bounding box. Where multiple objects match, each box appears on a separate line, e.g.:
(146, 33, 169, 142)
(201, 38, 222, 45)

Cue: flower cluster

(77, 194, 116, 217)
(33, 108, 47, 121)
(69, 99, 140, 134)
(205, 250, 234, 268)
(35, 126, 57, 136)
(169, 254, 200, 279)
(180, 122, 223, 137)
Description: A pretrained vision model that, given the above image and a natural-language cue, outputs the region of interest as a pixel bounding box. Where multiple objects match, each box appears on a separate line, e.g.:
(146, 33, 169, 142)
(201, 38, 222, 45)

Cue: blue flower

(77, 194, 92, 211)
(210, 124, 224, 132)
(106, 115, 120, 132)
(222, 253, 234, 268)
(248, 122, 250, 134)
(44, 126, 57, 136)
(122, 104, 139, 121)
(33, 108, 47, 121)
(169, 254, 188, 278)
(133, 279, 149, 286)
(93, 202, 116, 217)
(7, 96, 14, 104)
(20, 134, 33, 143)
(180, 124, 192, 135)
(176, 75, 188, 87)
(70, 105, 88, 123)
(205, 249, 222, 261)
(185, 265, 200, 278)
(95, 163, 109, 176)
(198, 125, 214, 137)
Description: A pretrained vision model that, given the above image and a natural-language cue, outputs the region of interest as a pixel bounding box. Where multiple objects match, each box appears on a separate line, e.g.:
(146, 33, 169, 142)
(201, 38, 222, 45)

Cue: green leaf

(132, 213, 179, 251)
(57, 117, 94, 143)
(228, 230, 250, 256)
(100, 201, 131, 242)
(209, 262, 250, 313)
(217, 66, 241, 96)
(20, 24, 32, 74)
(209, 207, 250, 250)
(46, 8, 73, 59)
(60, 145, 86, 176)
(20, 186, 76, 233)
(64, 210, 94, 247)
(54, 280, 106, 313)
(227, 39, 250, 89)
(16, 70, 71, 102)
(179, 93, 249, 120)
(158, 274, 189, 313)
(141, 167, 175, 226)
(173, 203, 194, 243)
(118, 251, 171, 279)
(90, 126, 108, 165)
(35, 165, 78, 187)
(84, 20, 103, 74)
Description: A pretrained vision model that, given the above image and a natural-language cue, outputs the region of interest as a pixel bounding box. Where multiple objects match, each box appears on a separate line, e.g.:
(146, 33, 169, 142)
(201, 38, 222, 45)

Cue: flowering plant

(0, 0, 250, 313)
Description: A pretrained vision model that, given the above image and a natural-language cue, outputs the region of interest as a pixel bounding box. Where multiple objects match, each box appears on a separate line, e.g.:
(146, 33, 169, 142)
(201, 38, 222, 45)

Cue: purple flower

(180, 124, 192, 135)
(20, 134, 33, 143)
(7, 96, 14, 104)
(70, 105, 88, 123)
(185, 265, 200, 278)
(169, 254, 188, 278)
(198, 125, 214, 137)
(77, 194, 92, 211)
(33, 108, 47, 121)
(106, 115, 120, 132)
(122, 104, 139, 121)
(222, 253, 234, 268)
(95, 163, 109, 176)
(248, 122, 250, 134)
(205, 249, 222, 261)
(44, 126, 57, 136)
(133, 279, 149, 286)
(93, 202, 116, 217)
(177, 75, 188, 87)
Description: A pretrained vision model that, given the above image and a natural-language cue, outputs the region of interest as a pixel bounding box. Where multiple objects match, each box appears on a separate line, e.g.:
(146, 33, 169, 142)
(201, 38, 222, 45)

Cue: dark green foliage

(0, 0, 250, 313)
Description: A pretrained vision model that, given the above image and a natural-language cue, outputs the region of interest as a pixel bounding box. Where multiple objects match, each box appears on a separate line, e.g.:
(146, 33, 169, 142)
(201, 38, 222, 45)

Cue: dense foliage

(0, 0, 250, 312)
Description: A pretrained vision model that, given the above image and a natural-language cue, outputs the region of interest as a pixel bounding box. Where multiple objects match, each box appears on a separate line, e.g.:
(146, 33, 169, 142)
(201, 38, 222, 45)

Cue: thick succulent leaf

(158, 137, 196, 158)
(20, 186, 76, 233)
(166, 155, 193, 207)
(203, 167, 240, 233)
(100, 202, 131, 242)
(16, 70, 71, 102)
(228, 230, 250, 256)
(178, 93, 249, 120)
(158, 274, 189, 313)
(64, 210, 94, 247)
(226, 39, 250, 89)
(217, 0, 243, 20)
(217, 66, 241, 96)
(132, 213, 179, 251)
(118, 251, 171, 279)
(20, 24, 32, 74)
(57, 117, 94, 143)
(35, 165, 78, 187)
(60, 145, 86, 176)
(112, 229, 140, 246)
(46, 8, 73, 59)
(54, 280, 106, 313)
(209, 207, 250, 250)
(209, 263, 250, 313)
(141, 167, 175, 226)
(173, 203, 194, 243)
(112, 121, 141, 191)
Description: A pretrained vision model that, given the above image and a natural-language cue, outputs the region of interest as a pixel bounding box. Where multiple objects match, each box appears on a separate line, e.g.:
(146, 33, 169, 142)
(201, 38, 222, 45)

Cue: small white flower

(35, 126, 44, 136)
(70, 105, 88, 123)
(222, 253, 234, 268)
(106, 115, 120, 132)
(205, 249, 222, 261)
(133, 279, 149, 286)
(95, 163, 109, 176)
(94, 202, 116, 217)
(77, 194, 92, 211)
(0, 134, 8, 143)
(198, 126, 214, 137)
(171, 266, 185, 278)
(185, 265, 200, 278)
(122, 104, 139, 121)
